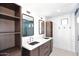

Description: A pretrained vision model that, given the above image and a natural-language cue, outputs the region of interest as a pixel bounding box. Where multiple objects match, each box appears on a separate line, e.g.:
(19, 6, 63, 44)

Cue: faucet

(27, 37, 34, 44)
(29, 37, 33, 43)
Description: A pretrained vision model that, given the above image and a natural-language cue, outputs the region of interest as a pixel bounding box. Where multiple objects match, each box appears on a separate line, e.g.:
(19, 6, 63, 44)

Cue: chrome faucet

(29, 37, 33, 43)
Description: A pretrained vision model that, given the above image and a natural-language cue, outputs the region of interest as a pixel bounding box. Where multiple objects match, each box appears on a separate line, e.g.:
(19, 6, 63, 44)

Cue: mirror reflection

(22, 14, 34, 36)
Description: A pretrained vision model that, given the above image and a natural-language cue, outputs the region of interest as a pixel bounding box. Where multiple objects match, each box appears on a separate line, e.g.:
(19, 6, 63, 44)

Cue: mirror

(39, 20, 44, 34)
(22, 14, 34, 36)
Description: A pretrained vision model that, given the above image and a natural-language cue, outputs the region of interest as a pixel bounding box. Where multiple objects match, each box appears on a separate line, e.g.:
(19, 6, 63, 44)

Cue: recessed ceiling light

(57, 9, 61, 12)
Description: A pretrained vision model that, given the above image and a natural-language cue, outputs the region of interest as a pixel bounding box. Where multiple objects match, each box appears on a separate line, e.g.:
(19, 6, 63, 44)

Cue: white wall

(51, 13, 76, 52)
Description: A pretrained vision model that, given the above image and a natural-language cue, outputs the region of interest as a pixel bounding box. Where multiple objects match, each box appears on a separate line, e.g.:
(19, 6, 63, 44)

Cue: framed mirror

(22, 14, 34, 37)
(39, 20, 44, 34)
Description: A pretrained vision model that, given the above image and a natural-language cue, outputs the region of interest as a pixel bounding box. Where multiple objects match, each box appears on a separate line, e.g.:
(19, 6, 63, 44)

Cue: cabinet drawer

(43, 48, 51, 56)
(40, 41, 50, 50)
(30, 48, 39, 56)
(39, 41, 51, 56)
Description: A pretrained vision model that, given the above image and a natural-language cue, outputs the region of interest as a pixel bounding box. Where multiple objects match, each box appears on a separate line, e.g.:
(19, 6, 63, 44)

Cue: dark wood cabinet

(22, 40, 52, 56)
(22, 47, 39, 56)
(30, 48, 39, 56)
(39, 40, 51, 56)
(46, 21, 53, 37)
(0, 3, 21, 56)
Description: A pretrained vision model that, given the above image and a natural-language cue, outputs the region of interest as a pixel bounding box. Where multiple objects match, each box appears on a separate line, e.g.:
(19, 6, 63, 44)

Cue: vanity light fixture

(26, 11, 31, 14)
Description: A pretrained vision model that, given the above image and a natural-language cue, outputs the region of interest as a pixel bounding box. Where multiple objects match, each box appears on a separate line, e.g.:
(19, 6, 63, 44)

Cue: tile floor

(50, 47, 76, 56)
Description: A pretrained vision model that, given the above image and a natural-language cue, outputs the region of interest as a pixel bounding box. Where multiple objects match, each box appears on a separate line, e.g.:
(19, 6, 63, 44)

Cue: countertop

(22, 37, 53, 50)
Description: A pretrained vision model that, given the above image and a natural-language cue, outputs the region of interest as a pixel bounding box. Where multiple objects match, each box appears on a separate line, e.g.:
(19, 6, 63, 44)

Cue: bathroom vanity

(22, 38, 53, 56)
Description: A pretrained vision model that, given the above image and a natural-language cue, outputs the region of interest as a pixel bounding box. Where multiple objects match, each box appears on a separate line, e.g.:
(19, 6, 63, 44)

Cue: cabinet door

(30, 48, 39, 56)
(46, 21, 53, 37)
(0, 34, 15, 50)
(39, 41, 51, 56)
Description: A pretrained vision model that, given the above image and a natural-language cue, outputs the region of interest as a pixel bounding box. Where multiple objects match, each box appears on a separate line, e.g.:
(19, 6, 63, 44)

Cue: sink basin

(29, 41, 39, 45)
(44, 37, 49, 39)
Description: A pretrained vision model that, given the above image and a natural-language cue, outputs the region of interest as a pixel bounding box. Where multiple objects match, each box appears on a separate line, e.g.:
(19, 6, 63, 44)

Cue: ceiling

(17, 3, 78, 17)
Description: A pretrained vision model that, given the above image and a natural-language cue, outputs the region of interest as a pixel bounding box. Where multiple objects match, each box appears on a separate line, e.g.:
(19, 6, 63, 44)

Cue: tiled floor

(50, 47, 76, 56)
